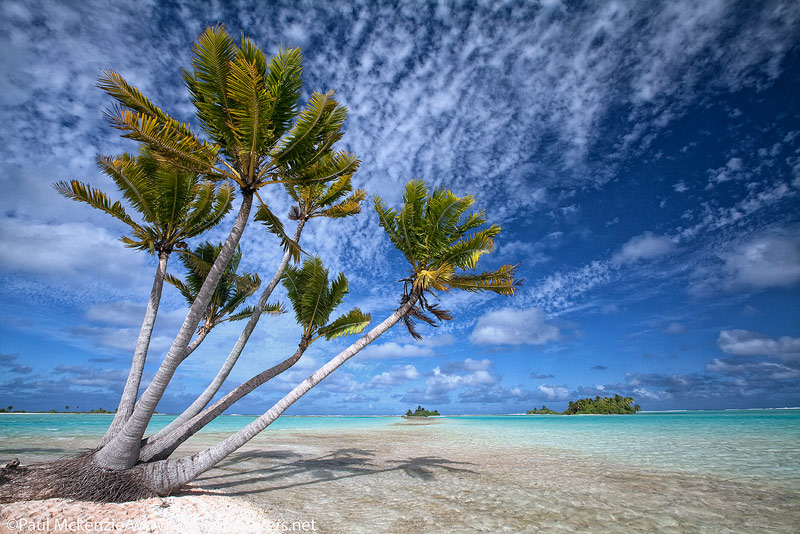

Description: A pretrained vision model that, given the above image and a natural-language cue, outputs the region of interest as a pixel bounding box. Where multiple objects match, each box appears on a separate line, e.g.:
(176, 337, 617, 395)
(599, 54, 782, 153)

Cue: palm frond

(317, 308, 371, 340)
(97, 70, 194, 139)
(105, 107, 224, 179)
(53, 180, 138, 230)
(447, 264, 520, 296)
(316, 189, 366, 219)
(264, 47, 303, 139)
(254, 201, 303, 262)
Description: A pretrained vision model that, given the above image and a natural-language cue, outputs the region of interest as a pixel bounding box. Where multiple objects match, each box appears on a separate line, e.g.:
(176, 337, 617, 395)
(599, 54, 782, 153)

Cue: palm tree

(137, 180, 518, 493)
(147, 172, 366, 443)
(54, 151, 233, 445)
(145, 242, 284, 442)
(140, 256, 371, 462)
(92, 25, 359, 470)
(165, 241, 284, 356)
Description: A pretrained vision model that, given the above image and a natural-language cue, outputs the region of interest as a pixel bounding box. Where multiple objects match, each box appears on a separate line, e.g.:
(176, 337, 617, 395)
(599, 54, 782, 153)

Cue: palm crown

(165, 242, 284, 334)
(54, 151, 233, 254)
(374, 180, 519, 338)
(97, 25, 360, 257)
(282, 257, 371, 343)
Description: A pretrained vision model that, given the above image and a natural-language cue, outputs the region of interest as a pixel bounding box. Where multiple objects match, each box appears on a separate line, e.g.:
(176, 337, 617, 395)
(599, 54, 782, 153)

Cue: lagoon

(2, 410, 798, 532)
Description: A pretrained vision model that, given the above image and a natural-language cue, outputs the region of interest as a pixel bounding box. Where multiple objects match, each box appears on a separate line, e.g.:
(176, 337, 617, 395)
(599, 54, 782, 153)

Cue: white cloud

(369, 365, 421, 388)
(613, 232, 676, 265)
(717, 330, 800, 362)
(665, 322, 686, 334)
(469, 308, 560, 346)
(718, 233, 800, 289)
(707, 358, 800, 379)
(673, 181, 689, 193)
(537, 384, 569, 400)
(0, 218, 150, 289)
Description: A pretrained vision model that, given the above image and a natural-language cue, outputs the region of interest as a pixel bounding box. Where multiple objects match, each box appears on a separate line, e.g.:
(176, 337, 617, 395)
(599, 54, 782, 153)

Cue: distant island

(0, 406, 115, 414)
(526, 405, 560, 415)
(405, 406, 440, 417)
(528, 395, 641, 415)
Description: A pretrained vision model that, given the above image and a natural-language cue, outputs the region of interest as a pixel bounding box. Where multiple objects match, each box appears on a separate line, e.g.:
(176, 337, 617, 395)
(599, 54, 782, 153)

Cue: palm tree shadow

(196, 449, 478, 496)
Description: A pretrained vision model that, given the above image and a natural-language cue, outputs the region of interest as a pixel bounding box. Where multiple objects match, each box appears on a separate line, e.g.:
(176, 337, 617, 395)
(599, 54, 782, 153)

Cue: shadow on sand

(195, 447, 478, 496)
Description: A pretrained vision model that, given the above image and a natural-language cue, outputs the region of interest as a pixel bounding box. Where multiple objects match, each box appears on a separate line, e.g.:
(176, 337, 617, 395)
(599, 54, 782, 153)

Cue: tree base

(0, 453, 158, 503)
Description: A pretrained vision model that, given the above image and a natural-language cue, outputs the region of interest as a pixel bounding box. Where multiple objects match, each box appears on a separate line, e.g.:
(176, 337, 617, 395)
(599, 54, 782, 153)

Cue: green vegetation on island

(405, 406, 440, 417)
(527, 395, 641, 415)
(526, 405, 560, 415)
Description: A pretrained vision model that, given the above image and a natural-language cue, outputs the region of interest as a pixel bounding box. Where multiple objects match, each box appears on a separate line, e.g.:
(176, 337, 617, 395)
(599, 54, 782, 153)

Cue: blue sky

(1, 0, 798, 415)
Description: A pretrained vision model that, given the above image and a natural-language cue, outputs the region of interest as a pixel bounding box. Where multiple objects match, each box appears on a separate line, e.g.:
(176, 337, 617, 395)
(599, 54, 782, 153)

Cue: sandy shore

(0, 490, 283, 534)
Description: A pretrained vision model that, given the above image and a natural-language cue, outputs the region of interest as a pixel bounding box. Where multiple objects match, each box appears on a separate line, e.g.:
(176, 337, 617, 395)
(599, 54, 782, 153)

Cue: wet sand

(2, 417, 799, 533)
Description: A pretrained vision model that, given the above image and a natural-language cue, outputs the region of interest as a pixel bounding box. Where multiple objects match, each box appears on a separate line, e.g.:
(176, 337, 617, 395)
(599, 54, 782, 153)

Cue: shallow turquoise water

(1, 409, 798, 486)
(442, 410, 800, 485)
(2, 410, 799, 532)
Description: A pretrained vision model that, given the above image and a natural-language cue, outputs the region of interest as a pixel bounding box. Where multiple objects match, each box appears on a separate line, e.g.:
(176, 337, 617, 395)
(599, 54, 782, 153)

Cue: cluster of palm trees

(50, 25, 519, 498)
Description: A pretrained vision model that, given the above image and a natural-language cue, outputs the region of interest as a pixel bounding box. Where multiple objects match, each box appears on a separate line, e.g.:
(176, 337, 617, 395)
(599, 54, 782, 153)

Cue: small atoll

(527, 395, 641, 415)
(404, 405, 440, 417)
(526, 405, 560, 415)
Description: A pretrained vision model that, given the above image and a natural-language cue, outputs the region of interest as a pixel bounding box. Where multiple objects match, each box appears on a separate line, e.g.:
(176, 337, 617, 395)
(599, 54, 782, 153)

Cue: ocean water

(1, 410, 798, 533)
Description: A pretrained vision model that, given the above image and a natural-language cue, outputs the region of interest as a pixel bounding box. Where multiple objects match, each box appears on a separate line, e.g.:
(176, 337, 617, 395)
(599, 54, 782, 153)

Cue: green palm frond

(280, 150, 360, 187)
(169, 242, 263, 331)
(180, 181, 235, 237)
(316, 190, 366, 219)
(282, 257, 352, 339)
(96, 154, 159, 224)
(165, 272, 194, 302)
(272, 91, 348, 171)
(447, 265, 520, 296)
(374, 180, 520, 338)
(105, 106, 224, 179)
(441, 226, 501, 270)
(317, 308, 371, 341)
(53, 180, 142, 235)
(314, 174, 352, 208)
(227, 301, 286, 322)
(97, 70, 195, 140)
(254, 201, 304, 262)
(264, 47, 303, 139)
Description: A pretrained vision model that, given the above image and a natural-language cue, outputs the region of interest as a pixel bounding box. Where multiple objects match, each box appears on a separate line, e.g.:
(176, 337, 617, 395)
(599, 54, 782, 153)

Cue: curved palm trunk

(101, 251, 169, 446)
(94, 191, 254, 470)
(183, 329, 208, 359)
(147, 219, 306, 443)
(140, 340, 309, 462)
(140, 295, 416, 494)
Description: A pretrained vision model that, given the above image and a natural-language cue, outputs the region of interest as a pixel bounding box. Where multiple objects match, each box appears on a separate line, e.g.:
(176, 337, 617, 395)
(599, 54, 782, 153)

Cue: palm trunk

(140, 295, 416, 494)
(182, 329, 208, 360)
(140, 340, 309, 462)
(100, 251, 169, 446)
(147, 219, 306, 443)
(94, 191, 254, 470)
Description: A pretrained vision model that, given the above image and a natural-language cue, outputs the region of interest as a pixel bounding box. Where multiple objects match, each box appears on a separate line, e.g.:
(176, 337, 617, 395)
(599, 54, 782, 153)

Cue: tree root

(0, 452, 158, 503)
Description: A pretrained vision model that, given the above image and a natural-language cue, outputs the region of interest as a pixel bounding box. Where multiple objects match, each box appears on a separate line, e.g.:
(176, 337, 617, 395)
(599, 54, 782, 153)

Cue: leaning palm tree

(53, 151, 233, 445)
(140, 256, 371, 462)
(148, 174, 366, 443)
(92, 25, 359, 470)
(146, 242, 283, 442)
(136, 180, 519, 494)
